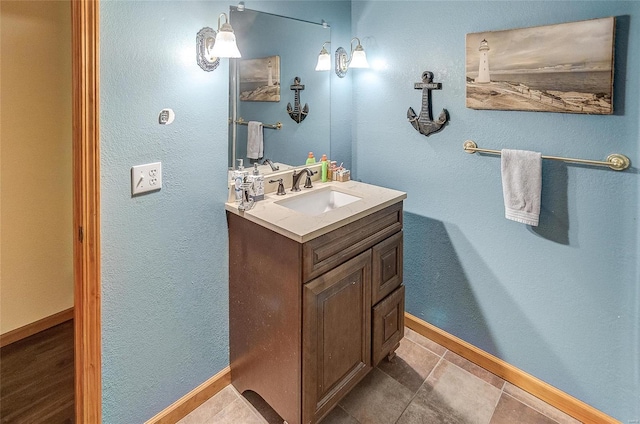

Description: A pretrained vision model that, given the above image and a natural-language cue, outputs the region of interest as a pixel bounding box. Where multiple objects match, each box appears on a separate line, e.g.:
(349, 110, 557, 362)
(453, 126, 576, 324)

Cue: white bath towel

(501, 149, 542, 226)
(247, 121, 264, 159)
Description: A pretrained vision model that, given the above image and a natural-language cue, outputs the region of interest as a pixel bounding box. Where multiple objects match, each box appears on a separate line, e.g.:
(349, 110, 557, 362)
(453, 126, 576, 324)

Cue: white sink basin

(275, 189, 362, 216)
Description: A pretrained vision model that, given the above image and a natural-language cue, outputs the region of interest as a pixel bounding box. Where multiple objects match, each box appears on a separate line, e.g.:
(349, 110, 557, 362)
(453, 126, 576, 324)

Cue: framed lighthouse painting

(466, 17, 615, 114)
(239, 55, 281, 102)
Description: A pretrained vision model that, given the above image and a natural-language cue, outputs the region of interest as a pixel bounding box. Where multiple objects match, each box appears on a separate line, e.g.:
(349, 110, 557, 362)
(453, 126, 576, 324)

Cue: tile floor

(178, 328, 581, 424)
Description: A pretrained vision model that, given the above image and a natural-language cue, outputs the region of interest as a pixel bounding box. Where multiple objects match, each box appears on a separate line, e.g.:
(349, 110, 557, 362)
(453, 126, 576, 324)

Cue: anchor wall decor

(287, 76, 309, 123)
(408, 71, 449, 136)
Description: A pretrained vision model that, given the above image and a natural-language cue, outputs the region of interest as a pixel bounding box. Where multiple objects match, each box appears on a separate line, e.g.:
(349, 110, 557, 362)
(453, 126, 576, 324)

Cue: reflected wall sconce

(315, 41, 331, 71)
(335, 37, 369, 78)
(196, 12, 241, 72)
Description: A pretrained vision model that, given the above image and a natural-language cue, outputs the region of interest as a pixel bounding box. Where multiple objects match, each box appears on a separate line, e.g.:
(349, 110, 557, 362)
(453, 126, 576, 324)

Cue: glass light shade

(349, 48, 369, 68)
(315, 50, 331, 71)
(210, 25, 241, 58)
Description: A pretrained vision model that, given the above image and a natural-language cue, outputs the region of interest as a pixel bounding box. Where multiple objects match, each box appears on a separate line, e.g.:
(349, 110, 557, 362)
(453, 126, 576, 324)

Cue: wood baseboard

(404, 313, 619, 424)
(0, 307, 74, 348)
(145, 366, 231, 424)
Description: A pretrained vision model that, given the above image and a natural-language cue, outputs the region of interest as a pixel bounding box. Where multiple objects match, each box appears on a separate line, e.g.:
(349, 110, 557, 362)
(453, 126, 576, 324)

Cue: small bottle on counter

(232, 159, 248, 204)
(320, 154, 328, 182)
(306, 152, 316, 165)
(247, 163, 265, 202)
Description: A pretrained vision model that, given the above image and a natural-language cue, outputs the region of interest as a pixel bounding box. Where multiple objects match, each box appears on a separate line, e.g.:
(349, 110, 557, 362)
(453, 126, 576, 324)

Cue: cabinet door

(303, 250, 372, 423)
(372, 285, 405, 366)
(372, 231, 403, 305)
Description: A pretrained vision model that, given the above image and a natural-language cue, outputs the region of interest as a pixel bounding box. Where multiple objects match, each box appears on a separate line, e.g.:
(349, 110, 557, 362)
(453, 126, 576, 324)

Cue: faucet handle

(304, 170, 317, 188)
(269, 178, 286, 195)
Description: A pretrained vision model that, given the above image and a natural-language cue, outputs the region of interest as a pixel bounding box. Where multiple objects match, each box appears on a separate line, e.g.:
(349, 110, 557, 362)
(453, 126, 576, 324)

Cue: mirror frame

(71, 0, 102, 422)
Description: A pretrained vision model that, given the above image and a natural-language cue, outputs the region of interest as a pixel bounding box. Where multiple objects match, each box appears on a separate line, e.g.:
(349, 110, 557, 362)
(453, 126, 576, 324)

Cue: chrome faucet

(291, 168, 316, 192)
(262, 158, 279, 171)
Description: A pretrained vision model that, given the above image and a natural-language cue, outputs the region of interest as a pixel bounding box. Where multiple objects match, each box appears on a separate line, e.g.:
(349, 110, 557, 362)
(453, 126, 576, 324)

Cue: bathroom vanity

(226, 180, 406, 424)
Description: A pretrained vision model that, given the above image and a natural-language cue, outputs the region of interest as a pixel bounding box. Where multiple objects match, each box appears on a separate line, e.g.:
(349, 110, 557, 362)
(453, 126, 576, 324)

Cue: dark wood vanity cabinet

(227, 201, 404, 424)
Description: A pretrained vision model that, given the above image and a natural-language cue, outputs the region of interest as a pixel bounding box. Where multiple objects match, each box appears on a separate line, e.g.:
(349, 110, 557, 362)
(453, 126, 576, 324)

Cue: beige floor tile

(339, 368, 414, 424)
(398, 359, 502, 424)
(177, 386, 239, 424)
(319, 405, 359, 424)
(241, 390, 284, 424)
(210, 397, 268, 424)
(503, 383, 581, 424)
(489, 394, 558, 424)
(377, 338, 441, 392)
(443, 350, 505, 390)
(404, 328, 447, 357)
(179, 328, 584, 424)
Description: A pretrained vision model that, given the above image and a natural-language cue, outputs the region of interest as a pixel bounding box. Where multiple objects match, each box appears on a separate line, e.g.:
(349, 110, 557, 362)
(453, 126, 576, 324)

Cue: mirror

(228, 7, 331, 174)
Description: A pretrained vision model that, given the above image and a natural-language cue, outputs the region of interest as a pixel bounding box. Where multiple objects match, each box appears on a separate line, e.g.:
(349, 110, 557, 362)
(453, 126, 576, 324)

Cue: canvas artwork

(466, 17, 615, 114)
(239, 55, 281, 102)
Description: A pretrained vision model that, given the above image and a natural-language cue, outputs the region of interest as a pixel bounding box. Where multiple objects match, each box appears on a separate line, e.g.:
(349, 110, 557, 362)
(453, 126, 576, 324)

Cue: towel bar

(235, 117, 282, 130)
(463, 140, 630, 171)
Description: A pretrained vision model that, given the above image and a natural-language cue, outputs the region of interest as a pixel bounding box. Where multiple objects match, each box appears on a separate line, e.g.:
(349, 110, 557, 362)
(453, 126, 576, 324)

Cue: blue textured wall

(100, 1, 231, 422)
(100, 1, 350, 422)
(351, 1, 639, 421)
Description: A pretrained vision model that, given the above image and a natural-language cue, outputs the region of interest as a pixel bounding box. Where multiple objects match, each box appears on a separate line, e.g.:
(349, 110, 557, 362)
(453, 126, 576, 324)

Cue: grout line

(393, 356, 446, 423)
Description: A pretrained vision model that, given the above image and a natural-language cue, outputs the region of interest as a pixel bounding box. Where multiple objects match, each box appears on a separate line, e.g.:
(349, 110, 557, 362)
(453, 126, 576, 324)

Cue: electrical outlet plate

(131, 162, 162, 195)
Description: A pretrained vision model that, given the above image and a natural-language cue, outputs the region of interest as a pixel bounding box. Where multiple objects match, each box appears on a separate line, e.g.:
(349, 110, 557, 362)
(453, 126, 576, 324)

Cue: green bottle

(320, 154, 328, 182)
(306, 152, 316, 165)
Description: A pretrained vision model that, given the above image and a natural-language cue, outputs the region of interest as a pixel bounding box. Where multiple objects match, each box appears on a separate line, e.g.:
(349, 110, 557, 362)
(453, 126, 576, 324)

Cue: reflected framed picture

(239, 55, 281, 102)
(466, 17, 615, 114)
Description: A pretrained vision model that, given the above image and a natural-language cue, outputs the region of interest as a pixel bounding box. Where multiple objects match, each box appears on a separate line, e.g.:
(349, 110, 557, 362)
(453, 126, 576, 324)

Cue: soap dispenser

(232, 159, 248, 204)
(248, 163, 265, 202)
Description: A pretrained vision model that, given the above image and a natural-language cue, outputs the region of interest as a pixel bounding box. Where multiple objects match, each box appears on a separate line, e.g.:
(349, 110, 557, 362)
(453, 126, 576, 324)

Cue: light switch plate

(131, 162, 162, 195)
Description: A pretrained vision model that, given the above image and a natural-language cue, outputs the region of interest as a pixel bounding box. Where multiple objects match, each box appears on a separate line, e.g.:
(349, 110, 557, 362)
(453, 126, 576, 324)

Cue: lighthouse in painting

(476, 39, 491, 83)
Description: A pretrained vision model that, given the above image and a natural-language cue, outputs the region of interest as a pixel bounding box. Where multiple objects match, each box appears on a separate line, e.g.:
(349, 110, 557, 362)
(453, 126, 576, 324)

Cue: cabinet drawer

(303, 202, 403, 282)
(372, 285, 405, 366)
(372, 231, 403, 305)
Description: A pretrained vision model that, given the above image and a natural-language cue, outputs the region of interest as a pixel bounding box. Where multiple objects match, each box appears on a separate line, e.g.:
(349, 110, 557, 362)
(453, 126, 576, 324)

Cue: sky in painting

(466, 17, 614, 74)
(239, 56, 281, 83)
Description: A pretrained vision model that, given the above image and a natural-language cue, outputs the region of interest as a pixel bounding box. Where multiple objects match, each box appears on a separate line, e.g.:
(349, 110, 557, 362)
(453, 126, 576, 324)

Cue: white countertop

(225, 180, 407, 243)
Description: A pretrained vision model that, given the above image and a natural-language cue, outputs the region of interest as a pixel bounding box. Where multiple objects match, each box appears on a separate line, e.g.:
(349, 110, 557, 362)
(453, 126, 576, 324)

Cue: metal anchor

(407, 71, 449, 137)
(287, 76, 309, 124)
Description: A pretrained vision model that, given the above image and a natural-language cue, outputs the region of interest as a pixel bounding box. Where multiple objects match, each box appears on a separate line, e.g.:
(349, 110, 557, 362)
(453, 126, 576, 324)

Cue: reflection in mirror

(228, 7, 330, 174)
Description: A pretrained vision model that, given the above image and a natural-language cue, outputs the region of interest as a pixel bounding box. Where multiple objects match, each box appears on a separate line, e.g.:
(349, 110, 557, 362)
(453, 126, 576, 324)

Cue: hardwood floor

(0, 320, 74, 423)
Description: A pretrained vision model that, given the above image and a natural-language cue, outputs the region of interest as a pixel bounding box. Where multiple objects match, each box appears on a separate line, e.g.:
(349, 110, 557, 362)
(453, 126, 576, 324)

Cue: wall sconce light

(210, 13, 241, 58)
(196, 13, 241, 72)
(315, 41, 331, 71)
(196, 27, 220, 71)
(335, 37, 369, 78)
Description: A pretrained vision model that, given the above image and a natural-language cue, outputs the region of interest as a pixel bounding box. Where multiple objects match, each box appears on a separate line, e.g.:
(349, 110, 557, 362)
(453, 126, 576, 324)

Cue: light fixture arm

(349, 37, 362, 61)
(217, 13, 230, 31)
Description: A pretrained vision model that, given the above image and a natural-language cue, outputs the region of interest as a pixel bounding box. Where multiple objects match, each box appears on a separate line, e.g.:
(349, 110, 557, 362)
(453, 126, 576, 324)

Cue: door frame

(72, 1, 101, 422)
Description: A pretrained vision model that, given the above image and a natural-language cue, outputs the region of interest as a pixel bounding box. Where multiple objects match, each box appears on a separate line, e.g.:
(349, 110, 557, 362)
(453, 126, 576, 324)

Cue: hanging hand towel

(247, 121, 264, 160)
(501, 149, 542, 226)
